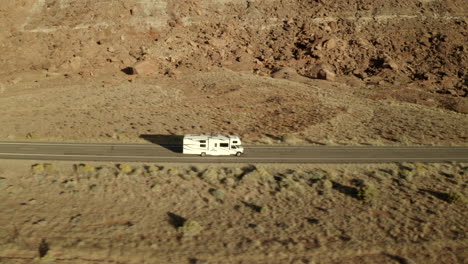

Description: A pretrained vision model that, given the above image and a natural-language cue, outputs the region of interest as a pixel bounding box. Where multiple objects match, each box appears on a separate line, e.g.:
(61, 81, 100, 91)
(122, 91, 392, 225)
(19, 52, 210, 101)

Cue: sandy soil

(0, 160, 466, 263)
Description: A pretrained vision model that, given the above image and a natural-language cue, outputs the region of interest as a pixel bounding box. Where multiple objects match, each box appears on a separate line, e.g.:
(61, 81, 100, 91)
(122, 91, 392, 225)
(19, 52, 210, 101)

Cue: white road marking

(247, 146, 464, 150)
(0, 153, 465, 160)
(0, 142, 156, 147)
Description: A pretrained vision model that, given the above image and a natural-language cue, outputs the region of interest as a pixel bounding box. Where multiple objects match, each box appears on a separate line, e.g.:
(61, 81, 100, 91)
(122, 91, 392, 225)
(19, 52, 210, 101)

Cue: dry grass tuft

(200, 168, 220, 184)
(97, 166, 115, 177)
(31, 164, 45, 175)
(75, 164, 96, 177)
(26, 132, 40, 140)
(414, 163, 428, 177)
(145, 164, 161, 176)
(117, 163, 133, 174)
(242, 167, 275, 184)
(178, 220, 203, 236)
(317, 179, 333, 195)
(210, 189, 225, 201)
(31, 163, 57, 178)
(43, 163, 57, 175)
(445, 190, 467, 205)
(357, 181, 379, 202)
(399, 164, 415, 182)
(167, 167, 180, 177)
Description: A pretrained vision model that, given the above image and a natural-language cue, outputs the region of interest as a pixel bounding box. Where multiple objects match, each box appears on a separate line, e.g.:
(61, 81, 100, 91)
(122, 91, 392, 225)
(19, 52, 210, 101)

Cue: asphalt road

(0, 142, 467, 163)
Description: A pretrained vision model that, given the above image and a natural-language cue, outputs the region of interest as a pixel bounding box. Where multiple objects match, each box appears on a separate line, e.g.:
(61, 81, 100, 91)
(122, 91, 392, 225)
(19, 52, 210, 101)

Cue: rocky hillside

(1, 0, 466, 93)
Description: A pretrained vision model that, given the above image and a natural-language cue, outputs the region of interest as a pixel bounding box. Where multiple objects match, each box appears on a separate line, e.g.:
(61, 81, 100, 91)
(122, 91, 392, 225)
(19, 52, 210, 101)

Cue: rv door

(209, 140, 218, 154)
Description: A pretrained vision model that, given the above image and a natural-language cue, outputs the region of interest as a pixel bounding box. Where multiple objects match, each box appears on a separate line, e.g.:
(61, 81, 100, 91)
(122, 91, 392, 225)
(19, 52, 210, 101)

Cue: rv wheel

(201, 152, 206, 157)
(236, 152, 242, 156)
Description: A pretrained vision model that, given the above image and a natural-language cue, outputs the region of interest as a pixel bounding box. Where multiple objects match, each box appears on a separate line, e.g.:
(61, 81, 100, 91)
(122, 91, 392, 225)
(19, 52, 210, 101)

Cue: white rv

(183, 134, 244, 156)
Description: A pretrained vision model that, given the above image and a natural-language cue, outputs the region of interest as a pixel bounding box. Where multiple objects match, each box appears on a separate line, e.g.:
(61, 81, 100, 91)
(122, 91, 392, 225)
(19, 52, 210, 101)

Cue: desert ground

(0, 0, 466, 145)
(0, 0, 467, 263)
(0, 160, 467, 263)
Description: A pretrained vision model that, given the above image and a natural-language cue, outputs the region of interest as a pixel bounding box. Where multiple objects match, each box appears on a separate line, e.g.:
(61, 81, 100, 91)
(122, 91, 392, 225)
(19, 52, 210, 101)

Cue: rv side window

(200, 140, 206, 143)
(220, 143, 229, 148)
(233, 141, 238, 144)
(200, 144, 206, 148)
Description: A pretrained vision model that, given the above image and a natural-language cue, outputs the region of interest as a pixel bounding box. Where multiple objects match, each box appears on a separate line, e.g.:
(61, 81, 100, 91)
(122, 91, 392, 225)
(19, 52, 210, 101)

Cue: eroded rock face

(0, 0, 466, 103)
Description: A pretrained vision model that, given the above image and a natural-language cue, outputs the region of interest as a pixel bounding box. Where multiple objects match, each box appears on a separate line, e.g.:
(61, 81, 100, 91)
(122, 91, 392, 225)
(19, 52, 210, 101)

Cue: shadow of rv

(139, 134, 183, 153)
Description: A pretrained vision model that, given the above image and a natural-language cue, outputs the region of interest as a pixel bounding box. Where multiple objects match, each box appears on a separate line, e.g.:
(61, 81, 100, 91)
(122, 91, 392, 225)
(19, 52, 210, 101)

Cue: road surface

(0, 142, 467, 163)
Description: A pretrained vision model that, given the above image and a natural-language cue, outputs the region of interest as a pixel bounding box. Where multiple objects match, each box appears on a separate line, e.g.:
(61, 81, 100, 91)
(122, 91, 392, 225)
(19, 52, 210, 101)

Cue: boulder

(384, 57, 399, 71)
(131, 61, 157, 76)
(322, 38, 337, 50)
(452, 99, 468, 114)
(307, 63, 336, 81)
(317, 68, 336, 81)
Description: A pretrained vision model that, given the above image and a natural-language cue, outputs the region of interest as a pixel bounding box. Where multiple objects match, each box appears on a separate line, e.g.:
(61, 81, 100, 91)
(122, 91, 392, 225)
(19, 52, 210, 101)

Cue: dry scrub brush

(74, 164, 97, 178)
(31, 163, 58, 181)
(445, 190, 467, 205)
(178, 220, 203, 236)
(357, 181, 379, 202)
(117, 163, 133, 174)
